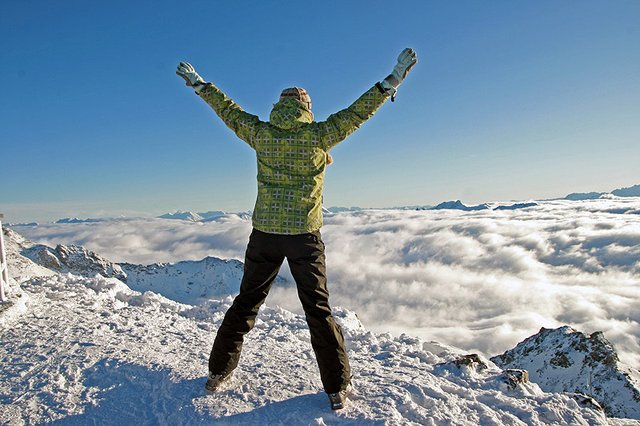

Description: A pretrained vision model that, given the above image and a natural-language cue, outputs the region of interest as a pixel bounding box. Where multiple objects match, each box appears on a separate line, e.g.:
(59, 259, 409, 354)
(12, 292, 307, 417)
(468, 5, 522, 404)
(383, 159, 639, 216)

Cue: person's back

(192, 76, 394, 234)
(176, 48, 417, 410)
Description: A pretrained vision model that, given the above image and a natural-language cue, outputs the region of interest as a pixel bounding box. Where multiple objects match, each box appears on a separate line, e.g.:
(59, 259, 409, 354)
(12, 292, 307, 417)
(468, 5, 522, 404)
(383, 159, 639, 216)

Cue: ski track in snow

(0, 270, 614, 425)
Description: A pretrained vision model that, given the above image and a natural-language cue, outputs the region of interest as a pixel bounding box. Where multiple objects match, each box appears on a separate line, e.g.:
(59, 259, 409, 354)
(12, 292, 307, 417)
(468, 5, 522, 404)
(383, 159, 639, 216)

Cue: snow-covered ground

(2, 229, 633, 425)
(13, 197, 640, 372)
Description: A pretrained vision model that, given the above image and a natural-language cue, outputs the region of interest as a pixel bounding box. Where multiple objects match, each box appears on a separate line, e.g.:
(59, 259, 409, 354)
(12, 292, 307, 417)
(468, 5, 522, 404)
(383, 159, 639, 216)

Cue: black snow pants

(208, 228, 351, 394)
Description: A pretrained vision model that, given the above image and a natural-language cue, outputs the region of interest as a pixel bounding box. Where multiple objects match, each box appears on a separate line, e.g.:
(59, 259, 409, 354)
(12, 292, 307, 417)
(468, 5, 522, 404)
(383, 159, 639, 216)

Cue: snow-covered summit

(197, 210, 226, 220)
(158, 211, 204, 222)
(200, 211, 252, 222)
(491, 326, 640, 419)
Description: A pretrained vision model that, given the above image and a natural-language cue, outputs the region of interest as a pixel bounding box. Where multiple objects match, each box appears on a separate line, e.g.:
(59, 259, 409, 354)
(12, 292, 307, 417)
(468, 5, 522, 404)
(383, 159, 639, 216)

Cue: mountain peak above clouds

(494, 202, 538, 210)
(326, 206, 364, 213)
(197, 210, 226, 220)
(55, 218, 103, 224)
(432, 200, 491, 211)
(157, 210, 253, 223)
(564, 183, 640, 201)
(491, 326, 640, 419)
(158, 211, 204, 222)
(565, 192, 607, 201)
(612, 184, 640, 197)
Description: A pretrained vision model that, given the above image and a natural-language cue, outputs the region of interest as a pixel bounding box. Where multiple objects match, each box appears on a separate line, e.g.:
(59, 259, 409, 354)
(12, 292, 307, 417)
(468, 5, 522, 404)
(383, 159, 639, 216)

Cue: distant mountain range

(158, 210, 227, 222)
(423, 200, 539, 212)
(153, 183, 638, 221)
(158, 201, 539, 219)
(55, 217, 103, 224)
(158, 210, 251, 222)
(5, 184, 638, 226)
(565, 184, 640, 201)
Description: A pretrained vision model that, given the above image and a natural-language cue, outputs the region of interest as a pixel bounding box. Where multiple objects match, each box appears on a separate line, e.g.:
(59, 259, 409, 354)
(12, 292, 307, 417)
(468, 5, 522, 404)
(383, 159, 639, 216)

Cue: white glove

(380, 48, 417, 99)
(176, 62, 206, 90)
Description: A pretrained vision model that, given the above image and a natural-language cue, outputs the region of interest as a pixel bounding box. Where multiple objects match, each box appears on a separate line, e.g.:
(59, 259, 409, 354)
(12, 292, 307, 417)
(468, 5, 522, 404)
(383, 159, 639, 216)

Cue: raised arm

(176, 62, 261, 148)
(318, 85, 390, 151)
(319, 48, 417, 151)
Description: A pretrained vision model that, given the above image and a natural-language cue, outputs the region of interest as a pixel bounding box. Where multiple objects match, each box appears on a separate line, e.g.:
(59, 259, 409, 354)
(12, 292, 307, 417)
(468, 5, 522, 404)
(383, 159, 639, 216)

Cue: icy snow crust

(0, 232, 614, 425)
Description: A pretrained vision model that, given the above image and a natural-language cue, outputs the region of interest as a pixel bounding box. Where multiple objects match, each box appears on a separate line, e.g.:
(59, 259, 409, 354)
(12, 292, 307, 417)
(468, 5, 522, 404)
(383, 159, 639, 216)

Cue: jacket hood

(269, 98, 314, 130)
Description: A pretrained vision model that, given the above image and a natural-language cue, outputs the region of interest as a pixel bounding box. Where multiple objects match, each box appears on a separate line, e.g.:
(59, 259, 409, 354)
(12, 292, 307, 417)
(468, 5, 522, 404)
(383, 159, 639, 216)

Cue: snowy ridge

(0, 229, 637, 424)
(200, 211, 252, 222)
(121, 258, 288, 305)
(491, 326, 640, 419)
(22, 243, 127, 282)
(158, 211, 204, 222)
(3, 228, 58, 283)
(13, 228, 288, 307)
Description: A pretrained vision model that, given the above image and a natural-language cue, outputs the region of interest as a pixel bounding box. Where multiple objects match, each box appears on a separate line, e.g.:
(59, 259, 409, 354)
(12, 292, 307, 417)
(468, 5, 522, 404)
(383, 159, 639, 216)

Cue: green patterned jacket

(198, 83, 390, 234)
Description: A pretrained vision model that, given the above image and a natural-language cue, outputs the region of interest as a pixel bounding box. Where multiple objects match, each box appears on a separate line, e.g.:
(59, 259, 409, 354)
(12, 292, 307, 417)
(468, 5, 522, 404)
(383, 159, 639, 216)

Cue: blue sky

(1, 0, 639, 222)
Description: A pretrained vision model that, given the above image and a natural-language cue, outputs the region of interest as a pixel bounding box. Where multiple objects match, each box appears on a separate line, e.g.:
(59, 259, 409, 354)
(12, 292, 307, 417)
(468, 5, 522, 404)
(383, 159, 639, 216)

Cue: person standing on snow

(176, 48, 417, 410)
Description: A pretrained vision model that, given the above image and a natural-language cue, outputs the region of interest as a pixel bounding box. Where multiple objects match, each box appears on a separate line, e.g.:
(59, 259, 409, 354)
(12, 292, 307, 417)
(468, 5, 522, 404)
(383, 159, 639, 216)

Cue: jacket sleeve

(197, 83, 261, 148)
(318, 84, 391, 151)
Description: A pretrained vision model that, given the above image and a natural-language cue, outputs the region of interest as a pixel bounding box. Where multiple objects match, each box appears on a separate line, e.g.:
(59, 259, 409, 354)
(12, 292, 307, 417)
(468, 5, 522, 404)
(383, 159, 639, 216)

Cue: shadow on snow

(51, 359, 373, 425)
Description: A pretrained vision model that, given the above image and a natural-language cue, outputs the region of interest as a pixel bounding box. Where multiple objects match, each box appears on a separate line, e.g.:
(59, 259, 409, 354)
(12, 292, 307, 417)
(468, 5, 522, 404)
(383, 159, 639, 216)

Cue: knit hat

(279, 87, 312, 110)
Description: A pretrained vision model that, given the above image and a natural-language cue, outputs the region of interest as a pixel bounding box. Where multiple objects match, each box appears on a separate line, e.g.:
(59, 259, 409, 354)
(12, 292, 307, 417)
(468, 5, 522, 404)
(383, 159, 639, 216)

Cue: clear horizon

(2, 1, 639, 223)
(3, 181, 640, 224)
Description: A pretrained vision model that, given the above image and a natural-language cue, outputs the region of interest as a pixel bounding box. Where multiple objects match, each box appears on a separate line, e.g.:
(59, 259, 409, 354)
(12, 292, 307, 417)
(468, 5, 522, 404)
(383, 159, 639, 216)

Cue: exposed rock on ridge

(491, 326, 640, 419)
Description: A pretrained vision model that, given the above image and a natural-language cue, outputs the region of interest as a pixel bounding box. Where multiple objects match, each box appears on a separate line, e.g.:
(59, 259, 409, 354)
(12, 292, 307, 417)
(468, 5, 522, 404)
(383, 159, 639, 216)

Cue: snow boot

(328, 384, 352, 410)
(204, 372, 232, 394)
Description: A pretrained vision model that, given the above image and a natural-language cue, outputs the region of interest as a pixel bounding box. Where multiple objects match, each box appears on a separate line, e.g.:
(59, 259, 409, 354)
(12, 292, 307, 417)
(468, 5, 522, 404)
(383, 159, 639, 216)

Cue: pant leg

(209, 229, 284, 375)
(284, 231, 351, 394)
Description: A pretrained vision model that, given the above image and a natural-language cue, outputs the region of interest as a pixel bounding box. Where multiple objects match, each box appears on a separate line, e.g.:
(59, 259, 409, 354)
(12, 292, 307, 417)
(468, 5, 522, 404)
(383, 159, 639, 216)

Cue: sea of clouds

(13, 198, 640, 370)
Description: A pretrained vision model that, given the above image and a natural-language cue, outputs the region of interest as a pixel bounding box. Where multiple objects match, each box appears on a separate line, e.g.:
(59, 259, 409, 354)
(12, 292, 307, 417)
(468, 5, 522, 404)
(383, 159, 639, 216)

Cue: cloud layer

(14, 198, 640, 369)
